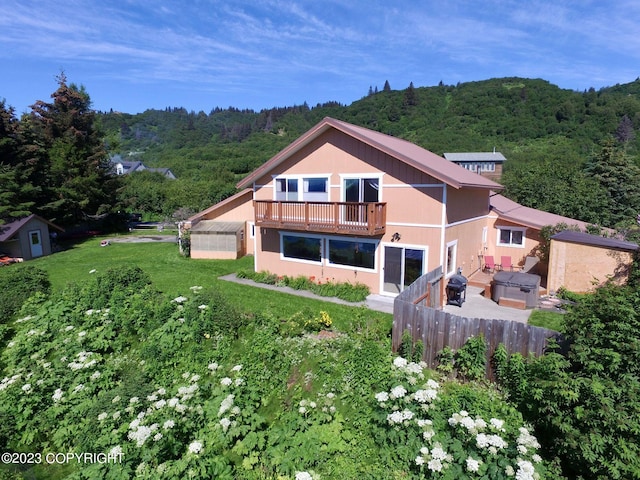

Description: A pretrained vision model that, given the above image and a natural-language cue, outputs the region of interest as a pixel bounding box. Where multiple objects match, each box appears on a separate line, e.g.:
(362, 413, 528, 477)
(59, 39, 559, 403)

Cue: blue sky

(1, 0, 638, 115)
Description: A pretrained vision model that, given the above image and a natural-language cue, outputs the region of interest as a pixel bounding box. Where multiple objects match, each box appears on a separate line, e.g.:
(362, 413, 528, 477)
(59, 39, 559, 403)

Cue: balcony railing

(254, 200, 386, 236)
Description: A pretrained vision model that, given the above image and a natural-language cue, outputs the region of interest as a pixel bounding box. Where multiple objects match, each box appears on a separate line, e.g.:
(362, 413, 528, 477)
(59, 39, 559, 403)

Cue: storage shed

(547, 231, 638, 293)
(0, 214, 64, 261)
(189, 221, 245, 259)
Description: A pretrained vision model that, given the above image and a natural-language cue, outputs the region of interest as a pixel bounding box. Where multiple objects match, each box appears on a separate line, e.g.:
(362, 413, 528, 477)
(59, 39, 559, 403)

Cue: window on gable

(498, 228, 525, 247)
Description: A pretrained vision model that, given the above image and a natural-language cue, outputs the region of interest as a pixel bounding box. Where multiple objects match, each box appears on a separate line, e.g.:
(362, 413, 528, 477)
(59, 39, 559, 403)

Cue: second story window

(275, 178, 298, 201)
(303, 178, 328, 201)
(275, 176, 329, 201)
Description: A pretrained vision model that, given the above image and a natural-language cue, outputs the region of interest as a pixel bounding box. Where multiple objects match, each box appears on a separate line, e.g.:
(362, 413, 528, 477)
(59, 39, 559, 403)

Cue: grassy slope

(19, 238, 392, 332)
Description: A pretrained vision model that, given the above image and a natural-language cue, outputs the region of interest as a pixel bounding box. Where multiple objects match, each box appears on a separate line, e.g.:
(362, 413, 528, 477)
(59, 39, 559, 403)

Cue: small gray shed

(190, 221, 245, 259)
(0, 214, 64, 261)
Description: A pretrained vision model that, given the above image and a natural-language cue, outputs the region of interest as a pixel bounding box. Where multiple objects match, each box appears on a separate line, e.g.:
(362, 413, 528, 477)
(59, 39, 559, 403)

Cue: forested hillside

(98, 77, 640, 228)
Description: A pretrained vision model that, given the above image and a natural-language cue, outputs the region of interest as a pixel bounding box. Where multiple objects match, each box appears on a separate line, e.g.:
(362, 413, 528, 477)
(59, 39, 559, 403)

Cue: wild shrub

(455, 335, 487, 381)
(497, 283, 640, 479)
(436, 346, 455, 376)
(412, 339, 424, 363)
(0, 266, 50, 322)
(399, 329, 413, 359)
(78, 265, 152, 309)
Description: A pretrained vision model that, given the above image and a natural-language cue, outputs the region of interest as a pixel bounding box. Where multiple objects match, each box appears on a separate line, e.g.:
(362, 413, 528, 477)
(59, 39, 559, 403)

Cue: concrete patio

(443, 284, 532, 323)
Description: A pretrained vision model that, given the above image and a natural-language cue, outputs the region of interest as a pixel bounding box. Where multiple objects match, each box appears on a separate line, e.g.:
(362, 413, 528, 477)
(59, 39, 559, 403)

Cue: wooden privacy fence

(392, 266, 562, 381)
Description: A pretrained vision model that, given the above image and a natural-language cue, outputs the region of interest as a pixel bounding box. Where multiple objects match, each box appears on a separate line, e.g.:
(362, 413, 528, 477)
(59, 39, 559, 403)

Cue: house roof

(444, 152, 507, 162)
(237, 117, 503, 191)
(146, 167, 176, 179)
(490, 193, 592, 231)
(188, 189, 253, 223)
(191, 221, 244, 233)
(0, 214, 64, 242)
(551, 230, 638, 252)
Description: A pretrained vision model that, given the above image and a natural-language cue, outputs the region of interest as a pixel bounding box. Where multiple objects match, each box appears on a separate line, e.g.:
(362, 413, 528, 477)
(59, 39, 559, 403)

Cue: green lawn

(528, 309, 565, 332)
(7, 237, 392, 331)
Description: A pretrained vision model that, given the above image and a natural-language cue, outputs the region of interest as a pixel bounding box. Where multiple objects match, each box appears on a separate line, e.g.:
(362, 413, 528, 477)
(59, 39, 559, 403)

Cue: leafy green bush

(437, 346, 455, 376)
(0, 266, 50, 322)
(455, 335, 487, 381)
(76, 265, 152, 309)
(399, 329, 413, 359)
(498, 283, 640, 479)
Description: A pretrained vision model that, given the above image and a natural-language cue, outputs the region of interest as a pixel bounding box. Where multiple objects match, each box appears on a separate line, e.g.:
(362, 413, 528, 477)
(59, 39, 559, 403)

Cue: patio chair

(500, 256, 514, 271)
(483, 255, 497, 273)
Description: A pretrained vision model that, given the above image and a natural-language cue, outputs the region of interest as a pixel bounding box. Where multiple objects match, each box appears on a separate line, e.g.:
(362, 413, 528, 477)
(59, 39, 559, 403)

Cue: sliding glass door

(383, 246, 425, 294)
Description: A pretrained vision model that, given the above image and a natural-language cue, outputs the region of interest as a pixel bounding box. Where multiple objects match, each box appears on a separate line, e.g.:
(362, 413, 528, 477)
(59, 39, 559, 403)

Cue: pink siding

(249, 128, 493, 295)
(486, 217, 542, 269)
(446, 218, 489, 277)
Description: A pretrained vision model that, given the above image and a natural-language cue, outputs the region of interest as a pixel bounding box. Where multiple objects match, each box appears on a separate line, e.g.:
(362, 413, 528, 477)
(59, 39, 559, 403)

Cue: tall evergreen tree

(383, 80, 391, 92)
(585, 139, 640, 227)
(0, 101, 34, 223)
(615, 114, 635, 144)
(403, 81, 417, 107)
(25, 73, 120, 225)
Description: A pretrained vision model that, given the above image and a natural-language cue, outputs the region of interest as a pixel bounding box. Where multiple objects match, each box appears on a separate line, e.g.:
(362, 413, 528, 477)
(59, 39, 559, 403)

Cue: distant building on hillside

(110, 155, 176, 179)
(443, 151, 506, 181)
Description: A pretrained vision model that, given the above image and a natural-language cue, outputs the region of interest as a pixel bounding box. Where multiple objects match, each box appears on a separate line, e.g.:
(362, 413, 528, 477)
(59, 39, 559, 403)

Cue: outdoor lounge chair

(521, 256, 540, 273)
(483, 255, 497, 273)
(501, 256, 514, 271)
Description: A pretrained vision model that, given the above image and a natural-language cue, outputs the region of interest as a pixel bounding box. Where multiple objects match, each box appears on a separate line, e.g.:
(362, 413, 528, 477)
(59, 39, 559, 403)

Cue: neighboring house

(110, 155, 176, 179)
(443, 151, 506, 181)
(547, 231, 638, 293)
(0, 214, 64, 261)
(145, 167, 177, 180)
(187, 117, 626, 300)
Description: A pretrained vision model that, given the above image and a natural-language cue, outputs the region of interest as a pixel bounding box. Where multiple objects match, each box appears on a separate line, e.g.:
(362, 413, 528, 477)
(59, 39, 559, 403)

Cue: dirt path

(104, 235, 177, 243)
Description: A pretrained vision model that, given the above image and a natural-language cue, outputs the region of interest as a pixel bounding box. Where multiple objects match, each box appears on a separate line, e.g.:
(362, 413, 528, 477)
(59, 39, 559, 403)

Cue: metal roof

(551, 230, 638, 251)
(237, 117, 503, 191)
(490, 193, 592, 231)
(444, 152, 507, 162)
(190, 221, 244, 233)
(0, 214, 64, 242)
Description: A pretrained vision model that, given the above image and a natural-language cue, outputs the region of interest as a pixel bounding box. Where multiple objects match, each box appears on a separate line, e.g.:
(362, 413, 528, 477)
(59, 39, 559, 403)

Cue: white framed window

(497, 227, 525, 247)
(445, 240, 458, 277)
(248, 222, 255, 239)
(302, 177, 329, 201)
(274, 176, 329, 202)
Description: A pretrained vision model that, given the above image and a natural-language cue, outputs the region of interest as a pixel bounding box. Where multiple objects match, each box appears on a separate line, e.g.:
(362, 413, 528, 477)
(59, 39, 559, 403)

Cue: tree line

(2, 75, 640, 230)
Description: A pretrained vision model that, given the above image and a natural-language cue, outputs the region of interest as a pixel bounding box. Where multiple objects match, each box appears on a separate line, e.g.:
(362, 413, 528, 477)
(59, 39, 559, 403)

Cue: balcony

(254, 200, 386, 236)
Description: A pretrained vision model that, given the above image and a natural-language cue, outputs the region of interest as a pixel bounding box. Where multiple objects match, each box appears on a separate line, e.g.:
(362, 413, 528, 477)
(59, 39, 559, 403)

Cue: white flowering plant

(373, 356, 554, 479)
(0, 265, 563, 479)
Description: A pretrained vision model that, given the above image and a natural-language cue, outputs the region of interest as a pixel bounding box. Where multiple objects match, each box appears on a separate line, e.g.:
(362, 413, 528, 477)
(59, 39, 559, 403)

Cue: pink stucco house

(186, 117, 611, 298)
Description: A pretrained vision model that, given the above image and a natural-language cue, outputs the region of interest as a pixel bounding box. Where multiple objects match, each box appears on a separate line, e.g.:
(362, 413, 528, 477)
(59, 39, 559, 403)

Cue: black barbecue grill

(446, 274, 468, 307)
